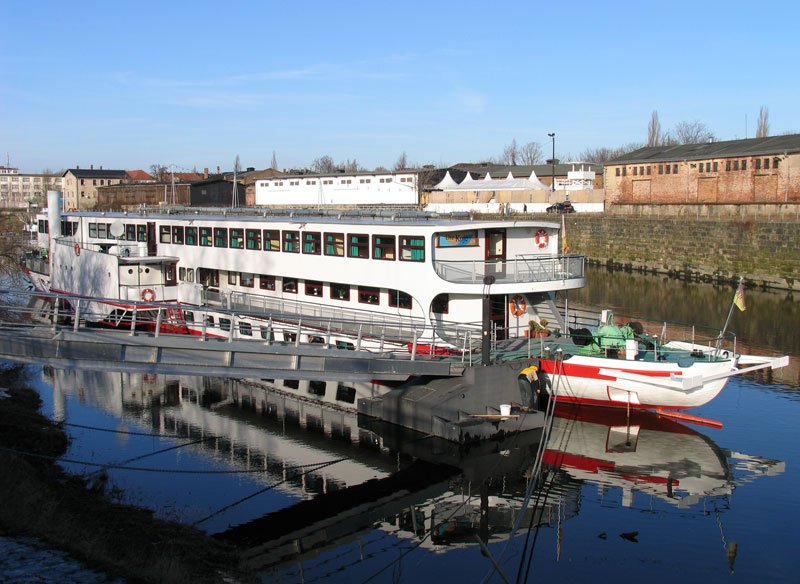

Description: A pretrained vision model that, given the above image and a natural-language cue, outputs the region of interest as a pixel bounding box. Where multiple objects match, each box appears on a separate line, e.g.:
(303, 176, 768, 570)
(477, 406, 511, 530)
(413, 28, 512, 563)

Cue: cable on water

(191, 456, 350, 527)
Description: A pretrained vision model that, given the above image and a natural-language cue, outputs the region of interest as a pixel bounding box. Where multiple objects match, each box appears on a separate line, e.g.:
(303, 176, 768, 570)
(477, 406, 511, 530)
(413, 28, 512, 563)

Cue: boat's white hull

(537, 355, 734, 410)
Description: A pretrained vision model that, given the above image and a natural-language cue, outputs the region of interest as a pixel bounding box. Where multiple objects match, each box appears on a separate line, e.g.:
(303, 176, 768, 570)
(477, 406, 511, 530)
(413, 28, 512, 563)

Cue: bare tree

(647, 111, 662, 147)
(502, 139, 519, 165)
(519, 142, 543, 165)
(393, 152, 409, 171)
(149, 164, 168, 181)
(671, 121, 715, 145)
(756, 106, 770, 138)
(580, 143, 644, 164)
(342, 159, 362, 173)
(271, 151, 278, 170)
(311, 155, 336, 174)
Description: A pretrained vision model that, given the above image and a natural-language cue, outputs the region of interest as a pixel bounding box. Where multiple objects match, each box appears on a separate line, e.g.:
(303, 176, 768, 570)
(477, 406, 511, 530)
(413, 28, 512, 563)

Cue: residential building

(0, 166, 63, 208)
(604, 134, 800, 204)
(62, 167, 128, 210)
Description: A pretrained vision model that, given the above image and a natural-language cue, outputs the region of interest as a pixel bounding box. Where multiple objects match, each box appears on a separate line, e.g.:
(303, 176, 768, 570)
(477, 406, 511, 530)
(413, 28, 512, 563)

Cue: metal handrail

(433, 254, 585, 284)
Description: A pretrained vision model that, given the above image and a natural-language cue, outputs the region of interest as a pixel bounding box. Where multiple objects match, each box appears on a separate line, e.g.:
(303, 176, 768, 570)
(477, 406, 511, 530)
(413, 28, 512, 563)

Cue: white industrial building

(255, 171, 418, 206)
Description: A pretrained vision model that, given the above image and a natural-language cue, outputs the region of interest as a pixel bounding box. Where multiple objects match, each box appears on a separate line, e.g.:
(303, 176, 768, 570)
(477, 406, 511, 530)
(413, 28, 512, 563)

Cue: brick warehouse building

(603, 134, 800, 204)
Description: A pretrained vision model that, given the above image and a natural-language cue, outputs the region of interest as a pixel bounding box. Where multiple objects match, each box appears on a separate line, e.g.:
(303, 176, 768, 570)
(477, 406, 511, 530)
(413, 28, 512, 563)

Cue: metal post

(325, 320, 331, 348)
(356, 324, 363, 351)
(229, 314, 235, 343)
(548, 132, 556, 196)
(201, 313, 207, 341)
(73, 299, 81, 332)
(130, 307, 137, 336)
(52, 299, 59, 332)
(411, 329, 419, 361)
(155, 308, 162, 338)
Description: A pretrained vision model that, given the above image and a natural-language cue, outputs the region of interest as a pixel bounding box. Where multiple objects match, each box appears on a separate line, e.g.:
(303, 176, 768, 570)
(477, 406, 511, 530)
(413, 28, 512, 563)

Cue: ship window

(284, 333, 297, 344)
(305, 280, 323, 297)
(239, 321, 253, 336)
(372, 235, 395, 260)
(172, 226, 184, 244)
(214, 228, 228, 248)
(388, 289, 412, 309)
(220, 318, 231, 332)
(228, 271, 237, 285)
(204, 315, 214, 327)
(137, 225, 147, 242)
(183, 311, 194, 323)
(159, 226, 171, 243)
(431, 294, 449, 314)
(283, 277, 298, 293)
(330, 283, 350, 301)
(200, 227, 212, 246)
(259, 275, 275, 290)
(185, 226, 197, 245)
(335, 384, 356, 403)
(308, 335, 324, 344)
(240, 272, 254, 287)
(324, 232, 344, 256)
(246, 229, 261, 250)
(263, 230, 279, 251)
(230, 228, 244, 249)
(165, 263, 177, 285)
(283, 230, 299, 253)
(303, 231, 321, 254)
(308, 380, 326, 396)
(259, 326, 273, 341)
(336, 340, 355, 350)
(358, 286, 380, 305)
(89, 223, 97, 238)
(400, 236, 425, 261)
(347, 234, 369, 258)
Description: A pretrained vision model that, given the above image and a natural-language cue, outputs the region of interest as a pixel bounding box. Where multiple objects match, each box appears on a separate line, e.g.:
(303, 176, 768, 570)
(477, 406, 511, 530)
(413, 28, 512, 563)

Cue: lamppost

(547, 133, 556, 194)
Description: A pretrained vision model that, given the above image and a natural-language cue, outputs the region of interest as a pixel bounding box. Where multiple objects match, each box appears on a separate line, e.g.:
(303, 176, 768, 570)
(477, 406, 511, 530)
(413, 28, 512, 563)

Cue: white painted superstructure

(255, 171, 418, 206)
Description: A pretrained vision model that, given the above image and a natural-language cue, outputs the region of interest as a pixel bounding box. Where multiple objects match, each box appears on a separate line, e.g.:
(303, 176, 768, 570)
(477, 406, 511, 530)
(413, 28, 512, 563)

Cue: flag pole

(716, 276, 744, 355)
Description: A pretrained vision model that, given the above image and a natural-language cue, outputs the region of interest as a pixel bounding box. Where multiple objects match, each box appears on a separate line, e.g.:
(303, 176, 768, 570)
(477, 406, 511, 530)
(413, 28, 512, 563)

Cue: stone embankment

(540, 204, 800, 291)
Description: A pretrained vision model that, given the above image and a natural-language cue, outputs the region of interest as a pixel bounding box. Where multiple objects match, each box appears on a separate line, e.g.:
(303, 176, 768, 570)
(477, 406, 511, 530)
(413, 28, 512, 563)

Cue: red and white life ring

(141, 288, 156, 302)
(73, 243, 80, 256)
(534, 229, 549, 249)
(509, 295, 527, 316)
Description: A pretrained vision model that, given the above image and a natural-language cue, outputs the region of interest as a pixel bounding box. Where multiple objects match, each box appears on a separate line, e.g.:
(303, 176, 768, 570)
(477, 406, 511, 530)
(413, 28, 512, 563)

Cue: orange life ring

(534, 229, 549, 249)
(141, 288, 156, 302)
(73, 243, 80, 256)
(509, 295, 526, 316)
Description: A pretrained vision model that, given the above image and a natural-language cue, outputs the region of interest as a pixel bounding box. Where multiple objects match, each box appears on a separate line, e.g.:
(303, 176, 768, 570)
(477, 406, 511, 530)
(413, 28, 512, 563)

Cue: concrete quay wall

(556, 205, 800, 291)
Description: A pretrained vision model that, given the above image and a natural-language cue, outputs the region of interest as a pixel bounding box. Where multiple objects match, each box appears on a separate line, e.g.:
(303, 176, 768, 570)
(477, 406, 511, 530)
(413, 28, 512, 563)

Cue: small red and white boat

(532, 311, 788, 412)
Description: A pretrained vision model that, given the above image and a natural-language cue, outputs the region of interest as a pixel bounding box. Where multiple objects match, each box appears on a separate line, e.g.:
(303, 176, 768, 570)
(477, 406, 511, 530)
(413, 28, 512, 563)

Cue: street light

(547, 133, 556, 193)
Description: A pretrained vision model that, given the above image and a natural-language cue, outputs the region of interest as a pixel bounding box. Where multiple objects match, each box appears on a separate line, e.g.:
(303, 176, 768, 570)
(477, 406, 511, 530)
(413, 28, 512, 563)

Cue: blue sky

(2, 0, 799, 174)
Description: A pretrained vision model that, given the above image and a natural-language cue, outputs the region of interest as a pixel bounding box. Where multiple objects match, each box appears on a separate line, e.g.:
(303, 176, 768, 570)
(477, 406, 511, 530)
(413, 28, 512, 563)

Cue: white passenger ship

(24, 190, 585, 354)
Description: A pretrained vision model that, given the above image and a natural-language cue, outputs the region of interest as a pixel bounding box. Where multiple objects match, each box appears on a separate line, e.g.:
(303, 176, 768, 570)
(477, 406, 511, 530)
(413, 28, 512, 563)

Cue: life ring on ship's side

(73, 243, 80, 256)
(509, 295, 527, 316)
(141, 288, 156, 302)
(534, 229, 549, 249)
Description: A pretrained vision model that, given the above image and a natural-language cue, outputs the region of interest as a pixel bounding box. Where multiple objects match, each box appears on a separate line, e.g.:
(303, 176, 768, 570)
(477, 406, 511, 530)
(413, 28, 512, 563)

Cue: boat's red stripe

(554, 394, 690, 412)
(539, 359, 676, 380)
(543, 450, 615, 473)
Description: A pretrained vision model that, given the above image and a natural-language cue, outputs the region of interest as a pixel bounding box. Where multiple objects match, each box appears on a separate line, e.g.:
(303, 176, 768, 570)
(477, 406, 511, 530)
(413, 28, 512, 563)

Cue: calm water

(25, 266, 800, 583)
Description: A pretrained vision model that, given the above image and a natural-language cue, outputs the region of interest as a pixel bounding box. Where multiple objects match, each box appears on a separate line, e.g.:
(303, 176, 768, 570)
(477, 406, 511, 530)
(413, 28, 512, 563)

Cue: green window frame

(200, 227, 213, 247)
(400, 236, 425, 261)
(246, 229, 261, 250)
(347, 234, 369, 258)
(325, 232, 345, 256)
(230, 228, 244, 249)
(283, 231, 299, 253)
(263, 230, 280, 251)
(372, 235, 395, 260)
(214, 228, 228, 248)
(303, 232, 321, 254)
(185, 226, 197, 245)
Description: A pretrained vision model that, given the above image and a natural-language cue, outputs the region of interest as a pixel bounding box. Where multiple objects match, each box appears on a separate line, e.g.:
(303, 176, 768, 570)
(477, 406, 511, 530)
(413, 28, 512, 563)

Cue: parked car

(546, 201, 575, 214)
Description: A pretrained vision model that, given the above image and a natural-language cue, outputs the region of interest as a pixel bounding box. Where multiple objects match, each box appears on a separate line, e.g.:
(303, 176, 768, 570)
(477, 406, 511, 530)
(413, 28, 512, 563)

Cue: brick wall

(562, 211, 800, 290)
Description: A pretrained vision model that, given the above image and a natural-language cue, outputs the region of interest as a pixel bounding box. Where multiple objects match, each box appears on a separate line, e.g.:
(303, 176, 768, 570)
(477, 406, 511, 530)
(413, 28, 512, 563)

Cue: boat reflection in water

(41, 368, 785, 578)
(544, 404, 785, 510)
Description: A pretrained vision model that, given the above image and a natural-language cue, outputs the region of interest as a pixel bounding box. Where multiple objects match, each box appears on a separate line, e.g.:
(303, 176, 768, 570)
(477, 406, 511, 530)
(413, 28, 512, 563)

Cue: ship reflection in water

(42, 367, 785, 580)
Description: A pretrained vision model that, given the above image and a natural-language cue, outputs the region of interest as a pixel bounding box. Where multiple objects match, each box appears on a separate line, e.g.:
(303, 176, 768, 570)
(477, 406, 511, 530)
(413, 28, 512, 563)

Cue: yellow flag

(733, 281, 746, 312)
(561, 214, 569, 254)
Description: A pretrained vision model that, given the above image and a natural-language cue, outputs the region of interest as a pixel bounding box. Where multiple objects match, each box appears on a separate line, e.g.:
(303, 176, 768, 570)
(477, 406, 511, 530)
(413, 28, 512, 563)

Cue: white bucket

(625, 339, 638, 360)
(500, 404, 512, 416)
